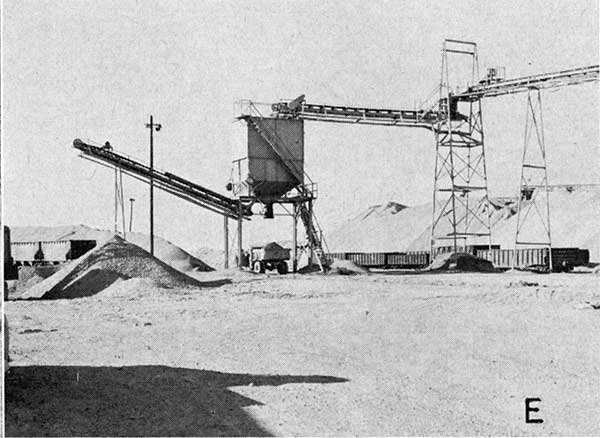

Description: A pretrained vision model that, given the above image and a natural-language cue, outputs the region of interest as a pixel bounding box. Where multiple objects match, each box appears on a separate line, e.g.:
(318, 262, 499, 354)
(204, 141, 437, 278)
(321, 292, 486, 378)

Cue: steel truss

(513, 90, 553, 270)
(431, 40, 492, 255)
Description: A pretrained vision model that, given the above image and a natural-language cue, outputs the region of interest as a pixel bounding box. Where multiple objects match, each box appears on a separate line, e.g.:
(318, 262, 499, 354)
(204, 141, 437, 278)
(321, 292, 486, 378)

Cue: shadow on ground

(5, 365, 347, 437)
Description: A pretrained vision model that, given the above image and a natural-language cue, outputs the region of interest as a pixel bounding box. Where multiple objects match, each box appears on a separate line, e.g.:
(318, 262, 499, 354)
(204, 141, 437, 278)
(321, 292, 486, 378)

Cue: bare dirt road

(5, 271, 600, 436)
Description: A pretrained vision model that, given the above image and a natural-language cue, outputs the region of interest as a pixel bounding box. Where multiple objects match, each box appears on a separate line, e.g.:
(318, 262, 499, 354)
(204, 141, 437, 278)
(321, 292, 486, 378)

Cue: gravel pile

(426, 252, 497, 272)
(21, 236, 203, 299)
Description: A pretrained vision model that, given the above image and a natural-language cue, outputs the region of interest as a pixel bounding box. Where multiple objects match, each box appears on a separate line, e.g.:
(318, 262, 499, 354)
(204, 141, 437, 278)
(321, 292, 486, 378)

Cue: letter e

(525, 397, 543, 423)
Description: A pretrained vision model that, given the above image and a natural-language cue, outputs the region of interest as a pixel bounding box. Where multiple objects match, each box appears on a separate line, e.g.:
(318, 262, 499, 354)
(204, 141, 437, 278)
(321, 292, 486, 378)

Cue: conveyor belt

(272, 102, 440, 128)
(73, 139, 247, 219)
(269, 66, 598, 125)
(456, 65, 599, 100)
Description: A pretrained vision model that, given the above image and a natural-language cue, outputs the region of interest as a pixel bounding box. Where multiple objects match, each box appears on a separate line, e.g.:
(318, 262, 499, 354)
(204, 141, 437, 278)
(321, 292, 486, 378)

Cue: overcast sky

(3, 0, 598, 252)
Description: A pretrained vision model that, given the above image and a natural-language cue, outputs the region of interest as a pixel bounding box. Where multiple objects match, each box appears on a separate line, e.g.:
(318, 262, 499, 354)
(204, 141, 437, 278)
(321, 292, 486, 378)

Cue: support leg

(223, 216, 229, 269)
(237, 202, 243, 269)
(114, 168, 118, 235)
(307, 200, 313, 266)
(292, 203, 298, 273)
(119, 169, 126, 240)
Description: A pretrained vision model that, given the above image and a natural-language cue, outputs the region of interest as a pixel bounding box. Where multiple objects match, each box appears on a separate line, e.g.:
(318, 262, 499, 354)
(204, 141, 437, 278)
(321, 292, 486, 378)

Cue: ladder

(298, 203, 329, 272)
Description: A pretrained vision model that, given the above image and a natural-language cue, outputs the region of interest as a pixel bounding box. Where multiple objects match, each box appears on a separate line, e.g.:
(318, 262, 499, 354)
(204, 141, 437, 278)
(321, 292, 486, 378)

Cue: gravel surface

(5, 271, 600, 436)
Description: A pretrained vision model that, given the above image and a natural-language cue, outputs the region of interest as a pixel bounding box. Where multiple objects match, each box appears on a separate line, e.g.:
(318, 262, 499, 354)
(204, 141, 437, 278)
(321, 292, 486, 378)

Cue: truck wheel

(277, 262, 288, 275)
(253, 261, 264, 274)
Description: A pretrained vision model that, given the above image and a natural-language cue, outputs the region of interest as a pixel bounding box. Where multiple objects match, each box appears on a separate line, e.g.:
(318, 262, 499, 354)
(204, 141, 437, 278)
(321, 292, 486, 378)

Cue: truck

(247, 242, 290, 274)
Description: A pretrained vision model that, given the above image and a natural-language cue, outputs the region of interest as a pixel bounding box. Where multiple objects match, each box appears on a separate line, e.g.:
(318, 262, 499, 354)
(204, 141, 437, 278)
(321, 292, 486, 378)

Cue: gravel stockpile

(21, 236, 203, 299)
(426, 252, 497, 272)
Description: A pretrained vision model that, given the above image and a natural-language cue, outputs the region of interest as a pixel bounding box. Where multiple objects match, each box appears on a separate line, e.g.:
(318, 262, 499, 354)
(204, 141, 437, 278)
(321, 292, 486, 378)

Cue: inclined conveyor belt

(73, 139, 246, 219)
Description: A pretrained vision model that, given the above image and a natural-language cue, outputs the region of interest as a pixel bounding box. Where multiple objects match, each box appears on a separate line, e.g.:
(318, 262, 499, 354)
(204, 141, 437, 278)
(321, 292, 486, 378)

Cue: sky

(2, 0, 598, 253)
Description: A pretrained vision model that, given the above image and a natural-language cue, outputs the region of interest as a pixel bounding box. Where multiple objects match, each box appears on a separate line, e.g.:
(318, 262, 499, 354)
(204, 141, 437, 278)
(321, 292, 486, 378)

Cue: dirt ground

(4, 271, 600, 436)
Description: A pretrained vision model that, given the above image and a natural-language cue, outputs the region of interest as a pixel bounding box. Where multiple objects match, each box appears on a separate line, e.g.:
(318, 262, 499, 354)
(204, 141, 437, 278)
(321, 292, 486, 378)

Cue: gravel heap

(22, 236, 203, 299)
(426, 252, 497, 272)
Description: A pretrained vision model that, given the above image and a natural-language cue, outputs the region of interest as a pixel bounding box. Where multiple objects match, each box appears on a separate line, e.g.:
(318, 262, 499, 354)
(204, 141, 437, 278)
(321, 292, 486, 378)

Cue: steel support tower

(264, 42, 597, 266)
(431, 39, 492, 255)
(513, 89, 553, 270)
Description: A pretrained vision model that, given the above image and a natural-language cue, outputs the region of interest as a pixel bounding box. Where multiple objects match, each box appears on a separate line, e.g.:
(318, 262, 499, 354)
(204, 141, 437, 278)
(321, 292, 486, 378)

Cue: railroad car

(327, 247, 589, 272)
(11, 239, 96, 266)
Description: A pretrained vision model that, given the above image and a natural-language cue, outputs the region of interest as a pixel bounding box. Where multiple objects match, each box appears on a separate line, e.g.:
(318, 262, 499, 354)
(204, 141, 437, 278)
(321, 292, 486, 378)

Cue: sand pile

(426, 252, 497, 272)
(327, 187, 600, 261)
(21, 236, 203, 299)
(11, 225, 214, 272)
(126, 232, 214, 273)
(489, 188, 600, 260)
(194, 247, 227, 270)
(328, 198, 512, 253)
(327, 202, 431, 253)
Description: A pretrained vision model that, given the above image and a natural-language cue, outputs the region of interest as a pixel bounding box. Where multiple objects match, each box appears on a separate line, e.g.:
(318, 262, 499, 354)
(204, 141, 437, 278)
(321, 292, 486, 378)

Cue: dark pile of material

(426, 252, 497, 273)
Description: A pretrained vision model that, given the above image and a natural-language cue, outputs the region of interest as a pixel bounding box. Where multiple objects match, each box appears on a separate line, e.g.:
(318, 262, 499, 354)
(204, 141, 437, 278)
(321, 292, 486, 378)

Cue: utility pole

(145, 116, 161, 256)
(223, 216, 229, 269)
(129, 198, 135, 233)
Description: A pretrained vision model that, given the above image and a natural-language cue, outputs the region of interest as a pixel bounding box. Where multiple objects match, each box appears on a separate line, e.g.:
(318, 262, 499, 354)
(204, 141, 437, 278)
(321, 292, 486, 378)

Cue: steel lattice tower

(513, 89, 553, 270)
(431, 40, 492, 255)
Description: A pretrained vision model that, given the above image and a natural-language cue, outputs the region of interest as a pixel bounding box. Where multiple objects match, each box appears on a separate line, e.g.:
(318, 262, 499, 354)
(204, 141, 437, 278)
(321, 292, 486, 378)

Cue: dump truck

(248, 242, 290, 274)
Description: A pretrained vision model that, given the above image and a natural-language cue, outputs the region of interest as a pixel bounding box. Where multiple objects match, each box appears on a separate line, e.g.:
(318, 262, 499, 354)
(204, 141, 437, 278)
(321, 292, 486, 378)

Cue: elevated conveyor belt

(455, 65, 599, 100)
(73, 139, 247, 219)
(270, 101, 440, 128)
(267, 65, 598, 126)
